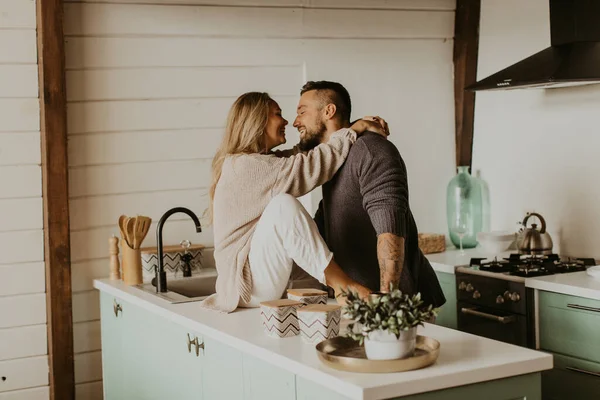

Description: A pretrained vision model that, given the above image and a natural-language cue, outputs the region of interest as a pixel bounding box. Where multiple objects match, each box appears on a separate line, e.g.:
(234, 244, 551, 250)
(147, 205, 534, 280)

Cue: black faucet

(155, 207, 202, 293)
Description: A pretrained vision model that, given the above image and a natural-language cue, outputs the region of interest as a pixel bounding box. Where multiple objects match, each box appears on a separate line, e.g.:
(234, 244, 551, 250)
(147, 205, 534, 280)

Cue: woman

(201, 92, 387, 313)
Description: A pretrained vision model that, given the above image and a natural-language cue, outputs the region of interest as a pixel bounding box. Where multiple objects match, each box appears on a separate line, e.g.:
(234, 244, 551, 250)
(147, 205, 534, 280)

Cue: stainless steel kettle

(517, 212, 553, 255)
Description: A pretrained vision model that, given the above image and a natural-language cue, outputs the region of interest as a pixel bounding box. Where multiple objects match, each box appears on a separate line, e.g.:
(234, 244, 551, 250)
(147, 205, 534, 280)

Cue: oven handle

(460, 307, 516, 324)
(566, 367, 600, 378)
(567, 304, 600, 313)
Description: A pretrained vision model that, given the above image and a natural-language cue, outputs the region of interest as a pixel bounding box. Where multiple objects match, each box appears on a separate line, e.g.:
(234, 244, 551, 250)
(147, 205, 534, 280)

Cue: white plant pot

(364, 328, 417, 360)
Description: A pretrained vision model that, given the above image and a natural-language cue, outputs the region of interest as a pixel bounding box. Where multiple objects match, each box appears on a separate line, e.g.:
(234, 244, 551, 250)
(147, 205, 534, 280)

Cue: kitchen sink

(133, 270, 217, 304)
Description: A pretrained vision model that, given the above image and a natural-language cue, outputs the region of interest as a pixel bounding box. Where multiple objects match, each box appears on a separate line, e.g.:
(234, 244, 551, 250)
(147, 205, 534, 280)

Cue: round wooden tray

(316, 335, 440, 373)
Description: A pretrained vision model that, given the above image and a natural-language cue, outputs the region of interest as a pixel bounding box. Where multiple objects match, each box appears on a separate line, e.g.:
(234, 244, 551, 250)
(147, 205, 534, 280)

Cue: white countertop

(94, 278, 552, 400)
(526, 271, 600, 301)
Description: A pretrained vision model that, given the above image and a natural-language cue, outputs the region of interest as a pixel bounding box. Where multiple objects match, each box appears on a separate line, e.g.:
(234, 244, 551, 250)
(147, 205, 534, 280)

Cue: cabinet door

(243, 354, 295, 400)
(434, 271, 457, 329)
(100, 293, 127, 400)
(539, 291, 600, 363)
(202, 337, 244, 399)
(542, 353, 600, 400)
(122, 302, 203, 400)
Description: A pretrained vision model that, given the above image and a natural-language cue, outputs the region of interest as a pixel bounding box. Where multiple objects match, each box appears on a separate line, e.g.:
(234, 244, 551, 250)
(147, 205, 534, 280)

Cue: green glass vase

(446, 166, 483, 250)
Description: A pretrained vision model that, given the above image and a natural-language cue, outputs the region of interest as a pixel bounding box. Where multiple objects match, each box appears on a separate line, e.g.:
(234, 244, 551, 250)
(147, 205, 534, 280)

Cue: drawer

(542, 353, 600, 400)
(539, 291, 600, 363)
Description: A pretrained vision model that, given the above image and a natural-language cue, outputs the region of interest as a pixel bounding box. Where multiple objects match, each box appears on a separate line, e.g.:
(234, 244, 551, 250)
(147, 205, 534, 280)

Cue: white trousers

(242, 194, 333, 307)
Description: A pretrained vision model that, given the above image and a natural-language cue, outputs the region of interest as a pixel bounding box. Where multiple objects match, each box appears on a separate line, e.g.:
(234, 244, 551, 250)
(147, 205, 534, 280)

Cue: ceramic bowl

(477, 231, 516, 255)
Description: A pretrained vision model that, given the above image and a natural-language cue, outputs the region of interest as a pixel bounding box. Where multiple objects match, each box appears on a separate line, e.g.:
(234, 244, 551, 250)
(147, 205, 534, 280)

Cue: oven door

(457, 301, 528, 347)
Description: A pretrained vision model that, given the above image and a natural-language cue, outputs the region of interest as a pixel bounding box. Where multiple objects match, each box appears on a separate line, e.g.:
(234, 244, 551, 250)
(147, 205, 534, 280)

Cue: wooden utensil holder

(121, 239, 143, 285)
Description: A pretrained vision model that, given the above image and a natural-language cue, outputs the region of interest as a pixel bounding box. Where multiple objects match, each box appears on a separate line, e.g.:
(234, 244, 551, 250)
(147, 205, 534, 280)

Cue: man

(293, 81, 445, 308)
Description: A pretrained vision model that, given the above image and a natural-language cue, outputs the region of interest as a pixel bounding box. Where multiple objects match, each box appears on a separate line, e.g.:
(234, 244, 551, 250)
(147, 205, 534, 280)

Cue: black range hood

(467, 0, 600, 91)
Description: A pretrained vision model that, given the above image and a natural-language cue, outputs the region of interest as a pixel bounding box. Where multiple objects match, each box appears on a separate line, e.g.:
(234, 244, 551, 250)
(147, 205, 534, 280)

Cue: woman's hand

(350, 116, 390, 138)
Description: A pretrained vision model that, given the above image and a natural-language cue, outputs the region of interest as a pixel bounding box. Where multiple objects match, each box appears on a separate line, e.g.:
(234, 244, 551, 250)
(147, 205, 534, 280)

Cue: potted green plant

(342, 288, 439, 360)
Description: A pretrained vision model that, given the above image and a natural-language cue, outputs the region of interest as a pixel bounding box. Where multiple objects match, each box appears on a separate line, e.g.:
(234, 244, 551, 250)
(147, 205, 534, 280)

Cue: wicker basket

(418, 233, 446, 255)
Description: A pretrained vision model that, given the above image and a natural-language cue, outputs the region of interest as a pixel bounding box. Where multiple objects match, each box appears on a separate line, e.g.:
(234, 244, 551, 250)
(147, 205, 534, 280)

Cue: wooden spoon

(118, 215, 130, 247)
(133, 216, 152, 249)
(126, 217, 136, 249)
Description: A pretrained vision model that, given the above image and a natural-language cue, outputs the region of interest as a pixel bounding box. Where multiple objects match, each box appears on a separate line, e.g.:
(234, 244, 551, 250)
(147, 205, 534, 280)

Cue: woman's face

(264, 101, 288, 151)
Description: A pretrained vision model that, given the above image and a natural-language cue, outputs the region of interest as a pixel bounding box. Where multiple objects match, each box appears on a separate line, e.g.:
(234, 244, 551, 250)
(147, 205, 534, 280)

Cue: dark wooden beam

(37, 0, 75, 399)
(453, 0, 481, 168)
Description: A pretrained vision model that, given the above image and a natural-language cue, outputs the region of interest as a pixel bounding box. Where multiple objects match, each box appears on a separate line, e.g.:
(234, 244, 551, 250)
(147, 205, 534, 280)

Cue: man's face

(294, 90, 327, 151)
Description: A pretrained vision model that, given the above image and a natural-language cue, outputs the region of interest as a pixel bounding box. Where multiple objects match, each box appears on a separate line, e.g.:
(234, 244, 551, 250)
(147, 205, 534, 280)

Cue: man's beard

(298, 122, 327, 152)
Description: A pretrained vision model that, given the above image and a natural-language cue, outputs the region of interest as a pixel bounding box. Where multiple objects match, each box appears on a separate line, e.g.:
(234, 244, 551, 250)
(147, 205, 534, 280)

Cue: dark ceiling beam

(453, 0, 481, 168)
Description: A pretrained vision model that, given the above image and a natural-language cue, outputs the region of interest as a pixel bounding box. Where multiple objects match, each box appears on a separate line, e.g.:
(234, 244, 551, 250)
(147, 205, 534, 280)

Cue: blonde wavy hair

(208, 92, 272, 223)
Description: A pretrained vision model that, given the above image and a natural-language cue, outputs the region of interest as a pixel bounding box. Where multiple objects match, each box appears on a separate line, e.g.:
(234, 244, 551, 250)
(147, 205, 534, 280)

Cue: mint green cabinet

(297, 373, 541, 400)
(100, 294, 127, 399)
(125, 302, 203, 400)
(202, 337, 244, 399)
(539, 291, 600, 364)
(434, 271, 457, 329)
(100, 292, 204, 400)
(242, 354, 296, 400)
(542, 353, 600, 400)
(99, 290, 542, 400)
(539, 290, 600, 400)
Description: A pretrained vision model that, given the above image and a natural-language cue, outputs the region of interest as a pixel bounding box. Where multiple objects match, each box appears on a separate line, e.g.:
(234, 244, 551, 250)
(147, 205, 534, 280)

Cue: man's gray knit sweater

(315, 132, 446, 308)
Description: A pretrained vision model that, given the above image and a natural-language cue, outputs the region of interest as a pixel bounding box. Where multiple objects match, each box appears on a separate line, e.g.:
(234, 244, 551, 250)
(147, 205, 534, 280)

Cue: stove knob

(458, 282, 467, 291)
(466, 283, 474, 293)
(503, 290, 511, 300)
(496, 295, 505, 304)
(510, 292, 521, 302)
(473, 290, 481, 299)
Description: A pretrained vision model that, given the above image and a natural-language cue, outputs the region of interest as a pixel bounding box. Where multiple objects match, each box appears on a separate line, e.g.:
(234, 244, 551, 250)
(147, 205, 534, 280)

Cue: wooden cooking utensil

(126, 217, 136, 249)
(133, 216, 152, 249)
(118, 215, 130, 247)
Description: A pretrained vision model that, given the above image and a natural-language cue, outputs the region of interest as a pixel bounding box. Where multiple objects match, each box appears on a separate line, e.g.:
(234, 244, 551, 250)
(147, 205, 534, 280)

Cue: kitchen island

(94, 276, 552, 400)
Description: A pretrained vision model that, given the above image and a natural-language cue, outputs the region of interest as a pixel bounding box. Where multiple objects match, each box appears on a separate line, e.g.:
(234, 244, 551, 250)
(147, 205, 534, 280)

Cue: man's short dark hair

(300, 81, 352, 123)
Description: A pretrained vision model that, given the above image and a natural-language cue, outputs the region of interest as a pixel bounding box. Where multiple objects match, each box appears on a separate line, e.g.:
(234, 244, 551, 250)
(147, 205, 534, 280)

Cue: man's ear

(323, 103, 337, 120)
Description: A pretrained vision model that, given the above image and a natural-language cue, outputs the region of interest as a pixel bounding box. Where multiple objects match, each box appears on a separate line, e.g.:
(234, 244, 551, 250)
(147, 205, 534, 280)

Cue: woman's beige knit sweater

(200, 128, 357, 313)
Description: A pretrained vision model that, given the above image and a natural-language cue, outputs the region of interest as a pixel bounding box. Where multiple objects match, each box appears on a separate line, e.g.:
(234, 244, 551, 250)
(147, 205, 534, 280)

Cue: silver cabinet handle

(113, 300, 122, 317)
(461, 307, 516, 324)
(566, 366, 600, 378)
(567, 304, 600, 313)
(186, 333, 204, 357)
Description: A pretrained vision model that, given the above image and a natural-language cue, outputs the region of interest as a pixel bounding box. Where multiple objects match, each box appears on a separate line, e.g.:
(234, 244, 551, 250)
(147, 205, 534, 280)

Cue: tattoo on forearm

(377, 233, 406, 292)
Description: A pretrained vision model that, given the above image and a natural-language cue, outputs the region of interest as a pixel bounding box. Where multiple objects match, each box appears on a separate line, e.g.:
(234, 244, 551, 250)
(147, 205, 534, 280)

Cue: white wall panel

(0, 132, 42, 166)
(0, 66, 39, 98)
(0, 31, 37, 64)
(0, 230, 44, 265)
(0, 100, 40, 132)
(74, 351, 102, 384)
(0, 293, 46, 329)
(64, 3, 453, 38)
(66, 66, 302, 101)
(0, 325, 47, 361)
(69, 189, 207, 230)
(69, 159, 211, 197)
(0, 198, 43, 232)
(68, 130, 221, 166)
(0, 357, 48, 393)
(0, 0, 37, 29)
(63, 0, 455, 11)
(0, 262, 45, 296)
(0, 386, 49, 400)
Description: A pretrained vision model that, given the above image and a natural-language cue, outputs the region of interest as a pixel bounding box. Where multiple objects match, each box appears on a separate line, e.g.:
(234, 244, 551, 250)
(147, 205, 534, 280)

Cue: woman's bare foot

(323, 259, 372, 305)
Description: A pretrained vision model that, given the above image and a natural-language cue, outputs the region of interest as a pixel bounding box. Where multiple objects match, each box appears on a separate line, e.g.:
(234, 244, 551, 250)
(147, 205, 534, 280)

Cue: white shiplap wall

(0, 0, 50, 399)
(473, 0, 600, 259)
(63, 0, 456, 397)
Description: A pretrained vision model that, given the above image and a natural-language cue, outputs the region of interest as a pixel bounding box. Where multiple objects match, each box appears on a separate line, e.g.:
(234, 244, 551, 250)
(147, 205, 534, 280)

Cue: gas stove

(455, 253, 596, 349)
(464, 253, 595, 279)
